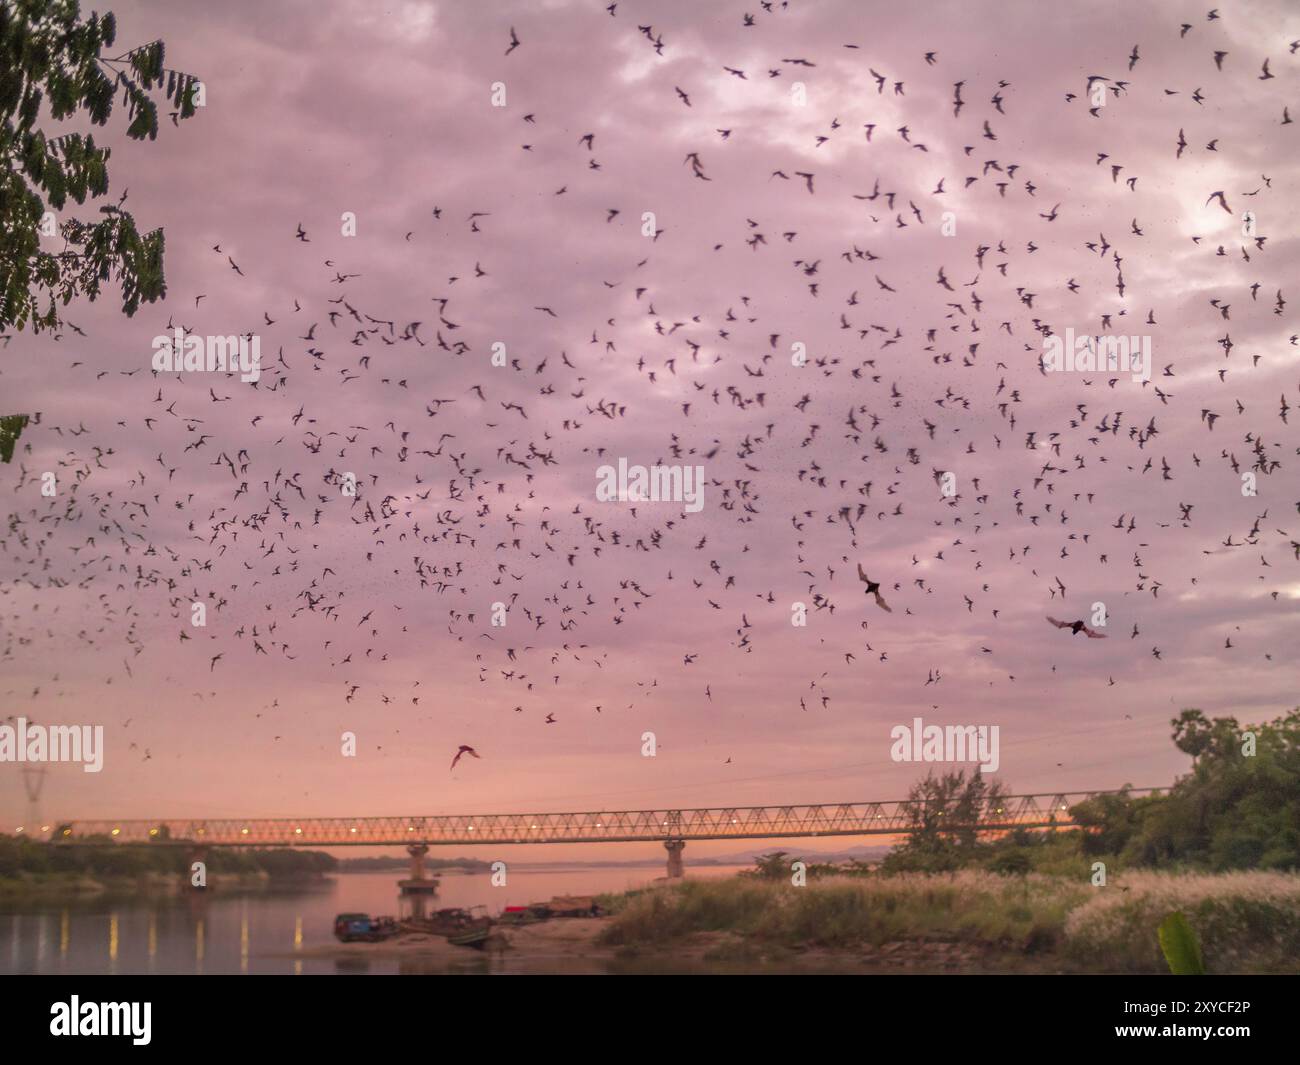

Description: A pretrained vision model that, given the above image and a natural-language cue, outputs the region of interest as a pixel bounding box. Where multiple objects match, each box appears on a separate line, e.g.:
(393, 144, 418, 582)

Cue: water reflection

(0, 865, 748, 975)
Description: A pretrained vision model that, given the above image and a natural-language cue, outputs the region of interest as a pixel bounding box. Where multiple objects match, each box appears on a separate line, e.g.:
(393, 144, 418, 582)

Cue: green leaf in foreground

(0, 414, 30, 463)
(1158, 911, 1205, 975)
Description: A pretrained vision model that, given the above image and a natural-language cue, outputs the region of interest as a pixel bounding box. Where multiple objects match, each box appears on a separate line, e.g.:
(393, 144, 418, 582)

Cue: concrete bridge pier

(399, 843, 439, 920)
(664, 839, 685, 879)
(407, 842, 430, 881)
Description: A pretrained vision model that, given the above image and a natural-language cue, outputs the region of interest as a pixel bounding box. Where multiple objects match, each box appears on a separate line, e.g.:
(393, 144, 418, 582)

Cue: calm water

(0, 865, 748, 975)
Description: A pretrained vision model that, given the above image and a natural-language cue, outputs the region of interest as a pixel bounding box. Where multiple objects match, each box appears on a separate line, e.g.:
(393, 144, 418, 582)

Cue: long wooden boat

(447, 920, 493, 949)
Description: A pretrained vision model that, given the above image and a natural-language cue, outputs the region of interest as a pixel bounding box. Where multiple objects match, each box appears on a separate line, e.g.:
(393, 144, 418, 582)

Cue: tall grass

(600, 870, 1300, 972)
(601, 872, 1088, 953)
(1064, 871, 1300, 973)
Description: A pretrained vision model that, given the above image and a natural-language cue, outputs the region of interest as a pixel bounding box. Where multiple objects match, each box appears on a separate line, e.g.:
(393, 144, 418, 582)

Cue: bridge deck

(42, 789, 1160, 847)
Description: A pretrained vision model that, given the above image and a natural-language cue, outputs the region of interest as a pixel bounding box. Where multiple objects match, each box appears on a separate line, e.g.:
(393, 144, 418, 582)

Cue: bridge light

(149, 827, 158, 837)
(241, 827, 249, 835)
(111, 828, 121, 836)
(15, 826, 22, 834)
(468, 825, 475, 831)
(62, 827, 72, 837)
(531, 825, 538, 830)
(294, 827, 302, 835)
(196, 828, 205, 836)
(349, 827, 357, 834)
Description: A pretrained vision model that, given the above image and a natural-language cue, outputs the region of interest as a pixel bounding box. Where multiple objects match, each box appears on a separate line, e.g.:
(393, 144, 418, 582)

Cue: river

(0, 865, 751, 974)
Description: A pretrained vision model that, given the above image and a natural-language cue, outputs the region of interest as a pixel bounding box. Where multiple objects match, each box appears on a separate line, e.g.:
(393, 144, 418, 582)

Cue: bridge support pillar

(407, 842, 430, 882)
(664, 839, 685, 879)
(400, 843, 439, 920)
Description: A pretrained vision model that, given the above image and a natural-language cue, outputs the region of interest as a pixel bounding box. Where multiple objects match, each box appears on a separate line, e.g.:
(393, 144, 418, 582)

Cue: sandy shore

(278, 918, 1072, 973)
(283, 917, 616, 968)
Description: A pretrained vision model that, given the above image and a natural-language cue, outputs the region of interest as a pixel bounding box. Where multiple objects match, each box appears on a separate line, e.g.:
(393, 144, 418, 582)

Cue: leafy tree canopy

(0, 411, 28, 461)
(1, 0, 198, 334)
(1117, 707, 1300, 870)
(884, 708, 1299, 874)
(882, 769, 1010, 872)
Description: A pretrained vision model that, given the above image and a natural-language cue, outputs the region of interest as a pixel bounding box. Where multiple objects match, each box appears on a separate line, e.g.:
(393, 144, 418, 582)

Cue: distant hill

(336, 856, 491, 872)
(698, 844, 894, 865)
(503, 844, 895, 868)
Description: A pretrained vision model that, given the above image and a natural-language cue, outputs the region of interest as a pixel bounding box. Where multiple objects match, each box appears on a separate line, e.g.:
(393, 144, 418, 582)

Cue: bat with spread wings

(450, 744, 481, 770)
(858, 563, 892, 612)
(1046, 616, 1107, 638)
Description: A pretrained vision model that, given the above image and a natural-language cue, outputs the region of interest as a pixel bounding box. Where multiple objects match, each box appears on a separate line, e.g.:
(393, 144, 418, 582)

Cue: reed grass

(599, 870, 1300, 972)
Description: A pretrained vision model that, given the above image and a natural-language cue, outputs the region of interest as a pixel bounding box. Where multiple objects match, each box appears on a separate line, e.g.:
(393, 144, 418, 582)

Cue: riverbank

(289, 870, 1300, 974)
(280, 912, 1074, 974)
(0, 870, 332, 901)
(287, 916, 616, 969)
(598, 869, 1300, 973)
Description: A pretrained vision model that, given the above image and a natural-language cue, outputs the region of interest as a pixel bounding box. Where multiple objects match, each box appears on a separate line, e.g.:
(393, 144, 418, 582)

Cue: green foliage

(601, 872, 1091, 955)
(0, 412, 28, 461)
(882, 708, 1300, 877)
(880, 769, 1010, 873)
(1065, 871, 1300, 973)
(742, 851, 873, 881)
(0, 834, 337, 882)
(1081, 708, 1300, 871)
(0, 0, 198, 332)
(335, 854, 490, 872)
(602, 871, 1300, 972)
(989, 849, 1032, 876)
(236, 847, 336, 878)
(1158, 911, 1205, 975)
(745, 850, 798, 879)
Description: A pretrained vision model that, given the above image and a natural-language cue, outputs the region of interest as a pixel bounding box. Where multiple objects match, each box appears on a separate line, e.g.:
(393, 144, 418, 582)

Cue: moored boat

(400, 906, 479, 936)
(333, 913, 400, 943)
(447, 920, 493, 949)
(498, 904, 547, 925)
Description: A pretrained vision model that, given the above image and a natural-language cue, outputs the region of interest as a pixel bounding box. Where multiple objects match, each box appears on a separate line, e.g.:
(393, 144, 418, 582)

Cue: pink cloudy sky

(1, 0, 1297, 863)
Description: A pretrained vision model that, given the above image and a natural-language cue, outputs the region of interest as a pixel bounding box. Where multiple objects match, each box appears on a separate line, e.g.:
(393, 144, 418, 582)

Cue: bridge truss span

(45, 788, 1163, 848)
